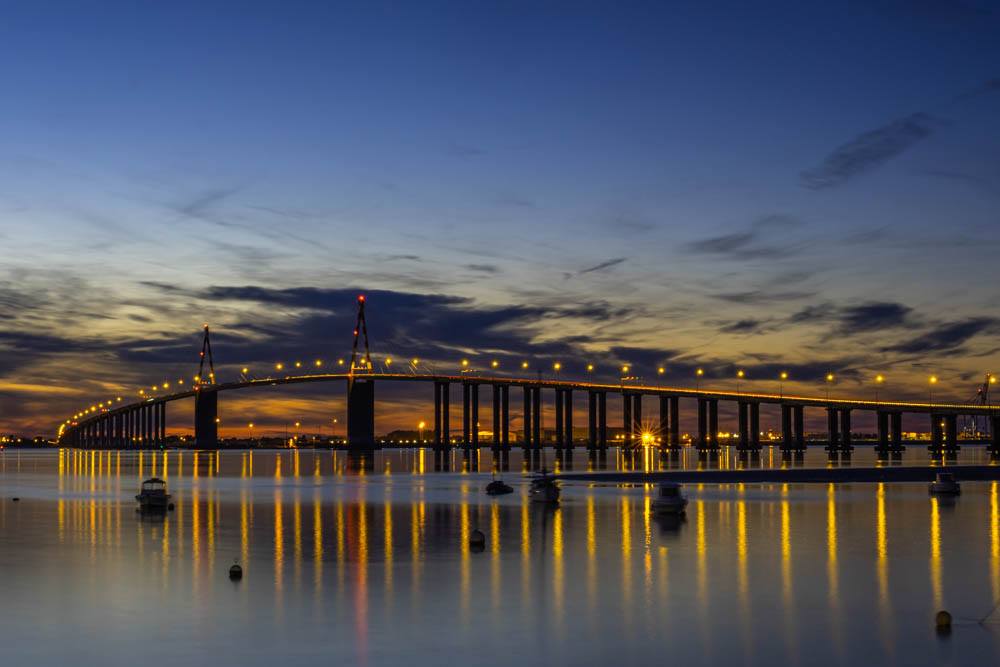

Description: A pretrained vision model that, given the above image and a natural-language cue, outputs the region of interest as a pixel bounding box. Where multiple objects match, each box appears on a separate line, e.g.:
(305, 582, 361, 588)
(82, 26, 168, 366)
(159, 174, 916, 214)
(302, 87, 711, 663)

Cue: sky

(2, 1, 1000, 436)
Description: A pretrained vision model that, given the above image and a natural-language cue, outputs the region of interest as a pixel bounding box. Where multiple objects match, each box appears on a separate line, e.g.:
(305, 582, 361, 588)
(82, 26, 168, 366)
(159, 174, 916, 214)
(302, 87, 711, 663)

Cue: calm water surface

(2, 448, 1000, 666)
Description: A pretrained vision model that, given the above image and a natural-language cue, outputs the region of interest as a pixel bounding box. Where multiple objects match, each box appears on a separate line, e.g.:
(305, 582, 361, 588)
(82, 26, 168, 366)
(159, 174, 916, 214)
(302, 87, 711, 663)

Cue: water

(2, 448, 1000, 666)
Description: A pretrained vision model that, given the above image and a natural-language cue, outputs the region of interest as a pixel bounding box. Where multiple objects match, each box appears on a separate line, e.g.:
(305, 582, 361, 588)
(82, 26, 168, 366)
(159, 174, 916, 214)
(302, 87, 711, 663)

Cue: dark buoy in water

(167, 503, 175, 511)
(935, 610, 952, 635)
(469, 529, 486, 550)
(12, 497, 19, 502)
(229, 560, 243, 581)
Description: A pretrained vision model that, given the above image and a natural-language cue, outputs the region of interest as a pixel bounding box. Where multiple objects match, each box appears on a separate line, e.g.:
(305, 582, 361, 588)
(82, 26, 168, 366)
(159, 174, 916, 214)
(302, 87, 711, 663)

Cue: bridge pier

(659, 396, 669, 448)
(826, 407, 839, 451)
(588, 391, 597, 449)
(433, 381, 450, 448)
(670, 396, 679, 448)
(532, 386, 541, 447)
(492, 384, 501, 450)
(697, 398, 707, 449)
(563, 389, 573, 449)
(876, 411, 904, 452)
(347, 378, 376, 449)
(555, 388, 564, 447)
(623, 393, 632, 448)
(522, 386, 532, 448)
(737, 401, 761, 450)
(930, 413, 944, 452)
(462, 383, 471, 446)
(891, 412, 903, 451)
(471, 384, 479, 447)
(194, 390, 217, 449)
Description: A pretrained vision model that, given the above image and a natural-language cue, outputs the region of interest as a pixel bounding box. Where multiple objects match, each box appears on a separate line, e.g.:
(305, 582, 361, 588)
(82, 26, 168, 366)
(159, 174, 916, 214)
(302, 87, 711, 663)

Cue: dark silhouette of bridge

(58, 297, 1000, 456)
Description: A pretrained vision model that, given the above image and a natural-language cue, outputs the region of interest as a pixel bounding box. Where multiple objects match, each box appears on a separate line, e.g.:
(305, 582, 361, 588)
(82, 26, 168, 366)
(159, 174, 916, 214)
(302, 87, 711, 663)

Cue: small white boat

(652, 482, 688, 515)
(529, 469, 560, 504)
(136, 477, 171, 510)
(929, 473, 961, 496)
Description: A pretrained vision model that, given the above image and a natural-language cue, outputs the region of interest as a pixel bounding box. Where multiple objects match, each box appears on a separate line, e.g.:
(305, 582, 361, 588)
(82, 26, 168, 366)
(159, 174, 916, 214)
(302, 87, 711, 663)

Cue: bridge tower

(193, 324, 219, 448)
(347, 295, 376, 448)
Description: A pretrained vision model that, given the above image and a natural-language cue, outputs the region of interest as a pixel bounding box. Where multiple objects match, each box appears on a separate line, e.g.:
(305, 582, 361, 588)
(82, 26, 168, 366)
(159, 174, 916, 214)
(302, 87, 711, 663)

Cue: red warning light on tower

(358, 295, 365, 302)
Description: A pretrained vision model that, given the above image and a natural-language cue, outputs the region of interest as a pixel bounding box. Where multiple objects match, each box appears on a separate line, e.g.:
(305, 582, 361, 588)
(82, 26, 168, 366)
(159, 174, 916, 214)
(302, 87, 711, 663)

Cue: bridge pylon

(346, 295, 377, 448)
(194, 324, 218, 448)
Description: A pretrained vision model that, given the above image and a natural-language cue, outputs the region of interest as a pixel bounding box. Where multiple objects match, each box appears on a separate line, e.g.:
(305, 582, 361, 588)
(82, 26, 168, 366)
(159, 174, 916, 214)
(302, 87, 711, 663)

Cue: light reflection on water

(1, 449, 1000, 666)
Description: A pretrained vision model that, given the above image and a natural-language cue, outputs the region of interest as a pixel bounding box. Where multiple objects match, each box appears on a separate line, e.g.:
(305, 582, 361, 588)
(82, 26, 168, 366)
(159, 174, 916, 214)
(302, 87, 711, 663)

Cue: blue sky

(2, 1, 999, 434)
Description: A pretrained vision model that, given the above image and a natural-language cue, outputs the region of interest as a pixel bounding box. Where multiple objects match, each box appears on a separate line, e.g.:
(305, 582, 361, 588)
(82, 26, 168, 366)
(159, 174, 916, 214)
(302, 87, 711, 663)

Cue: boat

(485, 475, 514, 496)
(652, 482, 688, 515)
(929, 473, 961, 495)
(529, 469, 560, 504)
(136, 477, 172, 511)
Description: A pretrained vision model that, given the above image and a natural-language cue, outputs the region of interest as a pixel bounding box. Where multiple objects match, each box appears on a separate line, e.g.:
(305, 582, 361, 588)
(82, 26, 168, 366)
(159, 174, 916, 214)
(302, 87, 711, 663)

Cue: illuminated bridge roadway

(59, 371, 1000, 454)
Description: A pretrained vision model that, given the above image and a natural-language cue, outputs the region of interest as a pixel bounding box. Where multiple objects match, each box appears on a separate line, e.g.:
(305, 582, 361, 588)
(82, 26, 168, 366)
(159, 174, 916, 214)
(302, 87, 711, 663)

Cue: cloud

(464, 264, 500, 274)
(685, 214, 804, 260)
(711, 290, 816, 305)
(579, 257, 627, 275)
(174, 187, 241, 218)
(719, 319, 766, 334)
(838, 302, 912, 334)
(882, 317, 997, 354)
(801, 113, 938, 189)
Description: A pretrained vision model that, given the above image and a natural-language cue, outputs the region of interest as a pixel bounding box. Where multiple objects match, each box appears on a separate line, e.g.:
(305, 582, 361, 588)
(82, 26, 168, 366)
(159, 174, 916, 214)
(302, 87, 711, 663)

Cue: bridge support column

(622, 393, 632, 448)
(708, 399, 719, 449)
(462, 383, 471, 447)
(347, 379, 376, 449)
(781, 404, 793, 450)
(564, 389, 573, 449)
(793, 406, 804, 449)
(531, 387, 541, 448)
(471, 384, 479, 448)
(840, 409, 853, 450)
(750, 402, 760, 449)
(738, 402, 749, 449)
(492, 385, 501, 449)
(659, 396, 669, 448)
(633, 394, 643, 444)
(826, 407, 840, 451)
(194, 390, 219, 449)
(555, 389, 564, 448)
(598, 392, 607, 449)
(522, 386, 532, 448)
(434, 382, 442, 447)
(877, 411, 890, 450)
(890, 412, 903, 451)
(588, 392, 598, 449)
(501, 385, 509, 448)
(670, 396, 680, 448)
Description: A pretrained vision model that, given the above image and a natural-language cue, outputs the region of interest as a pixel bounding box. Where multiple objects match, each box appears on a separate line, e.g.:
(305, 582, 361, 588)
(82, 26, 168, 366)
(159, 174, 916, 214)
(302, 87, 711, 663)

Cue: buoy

(11, 497, 19, 502)
(229, 560, 243, 581)
(167, 503, 175, 511)
(469, 529, 486, 549)
(935, 610, 952, 634)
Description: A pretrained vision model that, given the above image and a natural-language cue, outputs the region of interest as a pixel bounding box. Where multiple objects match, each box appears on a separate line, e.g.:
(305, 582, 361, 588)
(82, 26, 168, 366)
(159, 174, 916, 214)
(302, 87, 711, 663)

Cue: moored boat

(929, 473, 960, 496)
(652, 482, 688, 515)
(136, 477, 171, 510)
(486, 475, 514, 496)
(529, 469, 560, 504)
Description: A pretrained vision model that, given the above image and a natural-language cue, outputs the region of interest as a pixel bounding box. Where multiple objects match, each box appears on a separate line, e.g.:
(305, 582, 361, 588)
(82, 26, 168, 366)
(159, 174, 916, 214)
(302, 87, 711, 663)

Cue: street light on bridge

(779, 371, 788, 398)
(736, 369, 745, 394)
(825, 373, 835, 400)
(875, 374, 885, 403)
(929, 375, 938, 404)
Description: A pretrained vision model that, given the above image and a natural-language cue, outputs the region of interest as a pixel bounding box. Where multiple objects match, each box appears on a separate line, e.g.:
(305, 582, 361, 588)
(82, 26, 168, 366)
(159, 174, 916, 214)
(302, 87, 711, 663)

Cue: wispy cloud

(883, 317, 997, 353)
(801, 113, 938, 189)
(686, 214, 804, 260)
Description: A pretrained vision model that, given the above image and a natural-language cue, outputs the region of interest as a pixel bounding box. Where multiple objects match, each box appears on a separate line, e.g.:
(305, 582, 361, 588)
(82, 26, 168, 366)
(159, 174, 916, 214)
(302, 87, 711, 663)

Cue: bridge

(57, 297, 1000, 455)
